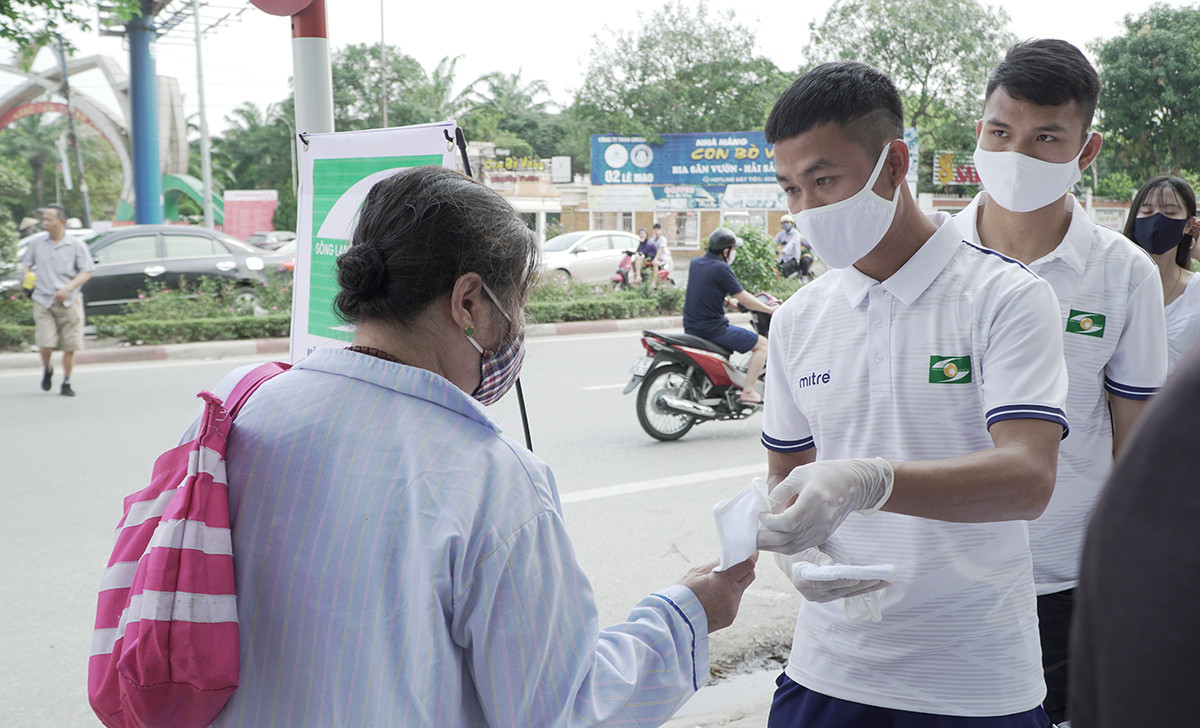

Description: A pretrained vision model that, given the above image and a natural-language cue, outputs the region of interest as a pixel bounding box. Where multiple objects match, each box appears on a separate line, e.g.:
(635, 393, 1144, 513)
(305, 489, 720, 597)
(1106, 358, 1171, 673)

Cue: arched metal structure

(0, 54, 188, 216)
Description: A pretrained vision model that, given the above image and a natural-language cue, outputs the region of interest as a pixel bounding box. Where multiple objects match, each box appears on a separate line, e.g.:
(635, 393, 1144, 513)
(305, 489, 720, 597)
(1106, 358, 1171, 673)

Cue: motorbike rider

(775, 214, 814, 281)
(683, 228, 778, 404)
(631, 227, 658, 285)
(651, 222, 673, 276)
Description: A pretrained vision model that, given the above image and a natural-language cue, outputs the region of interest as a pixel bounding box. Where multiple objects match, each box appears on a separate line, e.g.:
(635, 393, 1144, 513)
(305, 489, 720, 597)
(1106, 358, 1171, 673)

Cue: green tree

(324, 44, 468, 131)
(573, 0, 792, 137)
(0, 0, 138, 49)
(806, 0, 1015, 194)
(460, 70, 568, 159)
(807, 0, 1015, 128)
(58, 124, 124, 221)
(1091, 4, 1200, 182)
(1094, 169, 1137, 201)
(467, 70, 550, 119)
(409, 55, 472, 122)
(0, 158, 30, 266)
(212, 102, 289, 189)
(729, 223, 780, 293)
(0, 113, 65, 209)
(208, 102, 295, 231)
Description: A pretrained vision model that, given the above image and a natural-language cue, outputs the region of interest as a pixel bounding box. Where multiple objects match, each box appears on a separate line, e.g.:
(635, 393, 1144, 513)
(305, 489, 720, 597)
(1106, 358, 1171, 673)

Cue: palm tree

(466, 70, 552, 117)
(413, 55, 473, 122)
(213, 102, 290, 191)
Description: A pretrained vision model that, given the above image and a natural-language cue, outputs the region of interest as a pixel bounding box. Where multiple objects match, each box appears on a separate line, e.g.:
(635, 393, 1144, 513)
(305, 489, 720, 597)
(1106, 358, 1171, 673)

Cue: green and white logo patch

(929, 356, 972, 383)
(1066, 310, 1106, 337)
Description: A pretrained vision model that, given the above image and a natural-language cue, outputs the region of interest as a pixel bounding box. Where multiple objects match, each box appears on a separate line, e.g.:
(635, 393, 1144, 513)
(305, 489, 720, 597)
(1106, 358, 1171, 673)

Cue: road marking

(560, 464, 763, 504)
(581, 383, 627, 391)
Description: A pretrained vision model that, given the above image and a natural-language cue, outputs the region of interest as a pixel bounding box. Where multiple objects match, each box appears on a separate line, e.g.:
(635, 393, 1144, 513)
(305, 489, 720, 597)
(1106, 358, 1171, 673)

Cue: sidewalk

(664, 696, 772, 728)
(0, 314, 754, 370)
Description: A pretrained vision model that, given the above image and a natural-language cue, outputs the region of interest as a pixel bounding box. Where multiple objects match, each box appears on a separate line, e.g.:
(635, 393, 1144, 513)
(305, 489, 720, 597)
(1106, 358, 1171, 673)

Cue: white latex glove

(774, 548, 892, 603)
(757, 458, 894, 555)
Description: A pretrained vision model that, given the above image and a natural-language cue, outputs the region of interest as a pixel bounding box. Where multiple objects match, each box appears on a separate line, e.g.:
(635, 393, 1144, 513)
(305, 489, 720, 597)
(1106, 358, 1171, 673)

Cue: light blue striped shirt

(199, 348, 708, 727)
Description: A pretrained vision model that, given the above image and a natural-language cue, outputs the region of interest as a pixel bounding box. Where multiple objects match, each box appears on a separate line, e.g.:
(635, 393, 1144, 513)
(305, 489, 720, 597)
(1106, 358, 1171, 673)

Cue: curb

(0, 314, 751, 371)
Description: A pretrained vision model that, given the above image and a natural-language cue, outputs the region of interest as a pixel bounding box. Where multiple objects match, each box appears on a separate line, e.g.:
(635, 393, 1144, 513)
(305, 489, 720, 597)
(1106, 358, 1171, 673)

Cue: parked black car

(81, 225, 291, 317)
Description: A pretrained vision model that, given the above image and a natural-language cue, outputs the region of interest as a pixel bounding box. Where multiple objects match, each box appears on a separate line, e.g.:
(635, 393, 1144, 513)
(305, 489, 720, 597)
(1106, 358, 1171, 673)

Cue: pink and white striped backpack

(88, 361, 289, 728)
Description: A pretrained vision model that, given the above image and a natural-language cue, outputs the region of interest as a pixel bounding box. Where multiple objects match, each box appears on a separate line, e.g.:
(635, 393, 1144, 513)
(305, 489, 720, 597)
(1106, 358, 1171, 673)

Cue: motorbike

(623, 293, 778, 441)
(779, 251, 815, 283)
(611, 250, 675, 289)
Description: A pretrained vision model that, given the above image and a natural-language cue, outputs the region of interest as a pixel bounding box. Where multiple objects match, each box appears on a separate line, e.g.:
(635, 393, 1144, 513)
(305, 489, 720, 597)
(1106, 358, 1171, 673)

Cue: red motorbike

(623, 293, 778, 441)
(611, 250, 674, 289)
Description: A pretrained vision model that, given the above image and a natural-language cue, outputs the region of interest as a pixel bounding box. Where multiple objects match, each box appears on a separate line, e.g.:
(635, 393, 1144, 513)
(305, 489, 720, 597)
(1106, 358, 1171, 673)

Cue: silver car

(540, 230, 640, 284)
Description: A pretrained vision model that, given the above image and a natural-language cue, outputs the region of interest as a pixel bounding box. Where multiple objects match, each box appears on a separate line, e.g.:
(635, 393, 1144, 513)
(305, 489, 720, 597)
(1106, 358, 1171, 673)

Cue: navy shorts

(767, 674, 1052, 728)
(705, 324, 759, 353)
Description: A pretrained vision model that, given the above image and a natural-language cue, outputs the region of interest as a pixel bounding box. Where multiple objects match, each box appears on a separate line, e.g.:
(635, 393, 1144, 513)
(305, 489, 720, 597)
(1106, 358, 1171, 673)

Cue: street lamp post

(192, 0, 215, 228)
(55, 33, 92, 227)
(380, 0, 388, 128)
(279, 114, 298, 194)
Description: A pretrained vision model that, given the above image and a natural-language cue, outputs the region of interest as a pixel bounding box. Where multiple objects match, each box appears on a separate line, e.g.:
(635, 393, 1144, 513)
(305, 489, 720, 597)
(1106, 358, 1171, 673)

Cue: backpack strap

(225, 361, 291, 419)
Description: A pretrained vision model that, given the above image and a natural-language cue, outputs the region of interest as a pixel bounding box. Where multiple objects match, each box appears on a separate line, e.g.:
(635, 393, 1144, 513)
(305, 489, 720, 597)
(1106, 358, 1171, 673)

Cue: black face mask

(1133, 213, 1190, 255)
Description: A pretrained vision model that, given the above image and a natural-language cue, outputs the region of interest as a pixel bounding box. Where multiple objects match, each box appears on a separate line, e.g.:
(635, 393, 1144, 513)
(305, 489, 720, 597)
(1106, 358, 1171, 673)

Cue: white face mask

(972, 133, 1093, 213)
(791, 144, 899, 269)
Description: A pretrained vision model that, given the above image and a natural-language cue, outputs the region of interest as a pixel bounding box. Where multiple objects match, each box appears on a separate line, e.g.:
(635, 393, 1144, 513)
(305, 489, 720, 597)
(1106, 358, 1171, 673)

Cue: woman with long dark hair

(1123, 176, 1200, 371)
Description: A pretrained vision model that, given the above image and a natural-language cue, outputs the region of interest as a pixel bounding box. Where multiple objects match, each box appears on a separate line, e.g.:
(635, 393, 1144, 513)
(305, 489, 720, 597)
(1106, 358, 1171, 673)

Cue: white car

(540, 230, 641, 284)
(245, 231, 297, 251)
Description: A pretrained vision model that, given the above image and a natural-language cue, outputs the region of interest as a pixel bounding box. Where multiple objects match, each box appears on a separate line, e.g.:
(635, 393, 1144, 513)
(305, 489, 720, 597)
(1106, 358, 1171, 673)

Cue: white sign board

(551, 155, 572, 183)
(291, 121, 458, 361)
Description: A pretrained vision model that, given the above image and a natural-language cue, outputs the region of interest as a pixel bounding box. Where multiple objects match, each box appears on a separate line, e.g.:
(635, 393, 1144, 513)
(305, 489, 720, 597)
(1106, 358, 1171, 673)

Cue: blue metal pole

(127, 5, 162, 224)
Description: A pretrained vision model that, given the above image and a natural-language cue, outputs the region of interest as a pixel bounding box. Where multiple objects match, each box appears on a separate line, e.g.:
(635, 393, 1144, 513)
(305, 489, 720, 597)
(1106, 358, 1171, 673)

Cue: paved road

(0, 329, 793, 726)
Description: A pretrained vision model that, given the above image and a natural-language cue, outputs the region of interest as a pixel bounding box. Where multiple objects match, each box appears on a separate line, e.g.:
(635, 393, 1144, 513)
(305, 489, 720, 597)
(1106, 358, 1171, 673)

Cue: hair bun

(337, 245, 390, 302)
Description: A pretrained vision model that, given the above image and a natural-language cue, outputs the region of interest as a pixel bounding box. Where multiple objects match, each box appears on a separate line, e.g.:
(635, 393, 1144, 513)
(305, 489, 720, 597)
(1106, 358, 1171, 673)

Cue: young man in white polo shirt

(759, 61, 1070, 727)
(956, 39, 1168, 725)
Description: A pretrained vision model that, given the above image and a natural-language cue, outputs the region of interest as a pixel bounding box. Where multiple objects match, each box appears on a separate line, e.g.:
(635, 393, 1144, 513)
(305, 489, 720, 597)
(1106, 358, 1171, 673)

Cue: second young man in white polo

(957, 39, 1168, 725)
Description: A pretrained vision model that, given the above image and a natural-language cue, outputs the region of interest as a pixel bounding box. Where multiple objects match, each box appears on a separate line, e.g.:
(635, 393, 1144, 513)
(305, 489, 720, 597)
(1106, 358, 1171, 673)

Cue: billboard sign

(590, 132, 777, 186)
(934, 150, 980, 186)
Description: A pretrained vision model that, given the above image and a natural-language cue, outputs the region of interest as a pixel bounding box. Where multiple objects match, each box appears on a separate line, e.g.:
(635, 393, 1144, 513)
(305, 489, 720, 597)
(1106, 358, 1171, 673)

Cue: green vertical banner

(291, 122, 457, 361)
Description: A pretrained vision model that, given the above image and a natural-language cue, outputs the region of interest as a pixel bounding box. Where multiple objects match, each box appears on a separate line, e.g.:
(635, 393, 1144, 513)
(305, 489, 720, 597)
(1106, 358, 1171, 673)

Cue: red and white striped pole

(250, 0, 334, 138)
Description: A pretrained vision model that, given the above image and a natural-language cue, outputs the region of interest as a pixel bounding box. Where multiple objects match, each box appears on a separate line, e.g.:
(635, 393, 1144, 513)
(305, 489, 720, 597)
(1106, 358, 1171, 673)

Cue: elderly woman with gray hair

(196, 166, 755, 727)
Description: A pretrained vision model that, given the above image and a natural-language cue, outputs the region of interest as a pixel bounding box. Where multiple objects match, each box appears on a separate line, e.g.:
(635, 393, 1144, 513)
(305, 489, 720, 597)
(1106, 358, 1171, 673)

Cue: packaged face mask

(791, 561, 896, 622)
(712, 478, 770, 571)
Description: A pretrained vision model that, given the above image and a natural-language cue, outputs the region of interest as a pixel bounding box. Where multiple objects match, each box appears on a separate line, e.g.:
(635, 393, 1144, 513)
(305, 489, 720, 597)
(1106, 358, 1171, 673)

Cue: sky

(0, 0, 1193, 135)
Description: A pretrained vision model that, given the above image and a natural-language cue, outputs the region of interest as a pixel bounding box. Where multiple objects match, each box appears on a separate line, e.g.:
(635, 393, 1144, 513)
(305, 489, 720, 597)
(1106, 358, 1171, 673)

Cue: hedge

(0, 323, 34, 350)
(90, 314, 292, 345)
(526, 287, 684, 323)
(0, 276, 805, 351)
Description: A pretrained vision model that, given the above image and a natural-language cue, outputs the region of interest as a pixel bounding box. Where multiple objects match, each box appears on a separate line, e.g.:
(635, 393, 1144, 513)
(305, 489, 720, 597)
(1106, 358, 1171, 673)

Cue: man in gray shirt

(20, 204, 93, 396)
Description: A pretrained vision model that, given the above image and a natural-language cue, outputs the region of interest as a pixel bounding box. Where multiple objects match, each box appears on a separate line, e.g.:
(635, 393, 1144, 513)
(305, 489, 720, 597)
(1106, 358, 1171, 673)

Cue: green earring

(464, 325, 475, 337)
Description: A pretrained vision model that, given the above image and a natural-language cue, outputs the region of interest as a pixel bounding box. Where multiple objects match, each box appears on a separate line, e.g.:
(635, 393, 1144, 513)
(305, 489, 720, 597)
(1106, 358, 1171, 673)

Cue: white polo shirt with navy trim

(761, 212, 1068, 717)
(957, 193, 1167, 594)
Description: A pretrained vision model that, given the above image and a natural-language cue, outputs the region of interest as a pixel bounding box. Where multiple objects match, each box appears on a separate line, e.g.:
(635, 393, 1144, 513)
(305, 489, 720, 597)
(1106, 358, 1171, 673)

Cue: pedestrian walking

(20, 203, 93, 396)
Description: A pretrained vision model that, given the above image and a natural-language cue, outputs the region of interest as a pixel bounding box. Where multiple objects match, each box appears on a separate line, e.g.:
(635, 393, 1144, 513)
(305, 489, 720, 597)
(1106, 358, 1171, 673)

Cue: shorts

(706, 324, 759, 353)
(767, 674, 1052, 728)
(33, 298, 85, 351)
